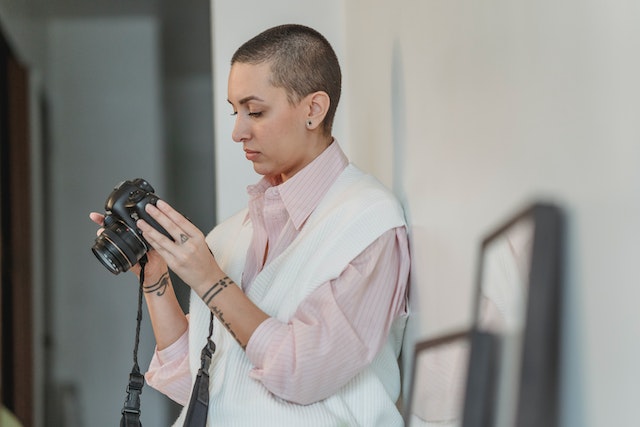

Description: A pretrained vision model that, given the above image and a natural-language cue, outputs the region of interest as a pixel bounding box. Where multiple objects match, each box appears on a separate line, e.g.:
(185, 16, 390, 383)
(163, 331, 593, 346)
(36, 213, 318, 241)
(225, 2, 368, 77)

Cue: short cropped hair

(231, 24, 342, 135)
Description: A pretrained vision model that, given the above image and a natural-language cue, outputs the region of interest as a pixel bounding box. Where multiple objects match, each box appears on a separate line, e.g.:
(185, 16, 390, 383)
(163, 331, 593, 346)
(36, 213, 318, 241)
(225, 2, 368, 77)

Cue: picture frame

(404, 330, 471, 427)
(404, 202, 563, 427)
(471, 202, 563, 427)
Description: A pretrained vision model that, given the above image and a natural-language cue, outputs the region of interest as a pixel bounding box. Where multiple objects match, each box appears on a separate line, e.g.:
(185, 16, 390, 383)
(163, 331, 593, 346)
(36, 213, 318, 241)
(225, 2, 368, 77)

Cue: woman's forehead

(229, 62, 271, 86)
(228, 62, 287, 104)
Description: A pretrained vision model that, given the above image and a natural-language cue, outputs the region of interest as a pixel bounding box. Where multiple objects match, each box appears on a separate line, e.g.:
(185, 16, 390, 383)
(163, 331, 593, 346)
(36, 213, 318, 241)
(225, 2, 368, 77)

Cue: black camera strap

(115, 254, 216, 427)
(183, 312, 216, 427)
(119, 255, 148, 427)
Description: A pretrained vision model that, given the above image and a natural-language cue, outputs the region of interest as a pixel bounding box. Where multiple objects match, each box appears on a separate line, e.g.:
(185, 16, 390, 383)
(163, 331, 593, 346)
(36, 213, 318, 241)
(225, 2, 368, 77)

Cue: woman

(92, 24, 409, 426)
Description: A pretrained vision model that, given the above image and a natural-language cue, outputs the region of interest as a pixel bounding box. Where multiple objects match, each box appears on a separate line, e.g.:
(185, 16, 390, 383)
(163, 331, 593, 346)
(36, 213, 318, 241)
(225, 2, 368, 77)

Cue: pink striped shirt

(146, 141, 410, 405)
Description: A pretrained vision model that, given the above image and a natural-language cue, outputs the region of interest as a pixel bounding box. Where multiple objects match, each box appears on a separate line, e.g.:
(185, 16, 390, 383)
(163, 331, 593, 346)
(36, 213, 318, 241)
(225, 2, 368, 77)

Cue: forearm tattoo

(211, 305, 245, 350)
(144, 272, 170, 296)
(202, 276, 245, 349)
(202, 276, 231, 305)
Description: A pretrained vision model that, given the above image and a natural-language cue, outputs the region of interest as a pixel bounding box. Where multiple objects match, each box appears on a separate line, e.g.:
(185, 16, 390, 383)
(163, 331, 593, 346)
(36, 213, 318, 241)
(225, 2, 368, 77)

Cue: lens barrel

(91, 221, 148, 274)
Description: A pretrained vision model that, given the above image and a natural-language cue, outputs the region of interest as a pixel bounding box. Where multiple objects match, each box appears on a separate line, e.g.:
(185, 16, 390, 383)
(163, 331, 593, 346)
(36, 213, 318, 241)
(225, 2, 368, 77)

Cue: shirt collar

(245, 140, 349, 229)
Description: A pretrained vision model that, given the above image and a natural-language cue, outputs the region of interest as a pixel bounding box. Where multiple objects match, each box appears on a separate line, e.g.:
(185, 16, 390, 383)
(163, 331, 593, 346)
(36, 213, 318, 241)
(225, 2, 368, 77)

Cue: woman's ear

(305, 91, 330, 131)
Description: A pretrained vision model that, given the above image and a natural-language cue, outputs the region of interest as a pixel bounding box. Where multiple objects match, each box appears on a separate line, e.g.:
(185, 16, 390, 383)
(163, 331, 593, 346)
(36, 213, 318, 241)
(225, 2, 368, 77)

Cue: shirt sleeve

(145, 326, 192, 406)
(245, 226, 410, 405)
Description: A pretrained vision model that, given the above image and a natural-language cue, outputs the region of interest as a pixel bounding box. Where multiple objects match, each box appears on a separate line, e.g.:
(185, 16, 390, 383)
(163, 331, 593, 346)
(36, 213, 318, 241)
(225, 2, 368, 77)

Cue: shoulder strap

(183, 312, 216, 427)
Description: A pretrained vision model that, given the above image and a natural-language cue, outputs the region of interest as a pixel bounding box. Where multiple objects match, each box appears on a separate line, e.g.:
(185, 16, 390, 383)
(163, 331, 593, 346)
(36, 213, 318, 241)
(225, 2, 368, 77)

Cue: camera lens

(91, 221, 148, 274)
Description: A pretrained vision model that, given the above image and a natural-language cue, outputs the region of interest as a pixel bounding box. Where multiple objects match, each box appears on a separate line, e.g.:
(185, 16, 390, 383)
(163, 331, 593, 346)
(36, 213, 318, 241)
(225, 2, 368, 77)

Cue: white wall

(344, 1, 640, 426)
(211, 1, 640, 426)
(47, 18, 170, 426)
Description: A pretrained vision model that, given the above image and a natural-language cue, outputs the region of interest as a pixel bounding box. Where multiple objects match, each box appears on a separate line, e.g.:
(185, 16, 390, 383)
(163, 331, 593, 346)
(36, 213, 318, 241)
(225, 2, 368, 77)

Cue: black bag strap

(119, 256, 148, 427)
(183, 312, 216, 427)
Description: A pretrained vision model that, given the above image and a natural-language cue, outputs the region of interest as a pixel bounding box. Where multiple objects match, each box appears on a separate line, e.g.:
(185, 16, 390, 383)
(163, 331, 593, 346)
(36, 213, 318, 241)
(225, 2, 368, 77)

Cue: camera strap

(183, 312, 216, 427)
(115, 254, 216, 427)
(119, 255, 148, 427)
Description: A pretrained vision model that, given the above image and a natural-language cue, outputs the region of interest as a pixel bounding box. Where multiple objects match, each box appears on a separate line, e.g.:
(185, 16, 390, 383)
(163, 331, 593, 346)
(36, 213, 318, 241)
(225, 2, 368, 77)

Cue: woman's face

(228, 61, 314, 184)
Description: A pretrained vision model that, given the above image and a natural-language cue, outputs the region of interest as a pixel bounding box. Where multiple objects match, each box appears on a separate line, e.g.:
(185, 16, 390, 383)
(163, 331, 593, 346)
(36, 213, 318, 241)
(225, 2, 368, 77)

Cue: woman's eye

(230, 111, 238, 116)
(248, 111, 262, 118)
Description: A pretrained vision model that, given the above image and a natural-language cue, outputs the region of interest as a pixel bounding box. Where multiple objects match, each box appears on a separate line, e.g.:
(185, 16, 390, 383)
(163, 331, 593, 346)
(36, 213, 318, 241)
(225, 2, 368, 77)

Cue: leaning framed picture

(471, 202, 563, 427)
(404, 331, 471, 426)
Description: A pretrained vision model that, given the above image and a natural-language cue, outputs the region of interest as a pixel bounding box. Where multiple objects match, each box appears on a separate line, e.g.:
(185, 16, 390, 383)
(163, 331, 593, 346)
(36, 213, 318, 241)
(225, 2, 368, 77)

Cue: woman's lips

(244, 149, 260, 161)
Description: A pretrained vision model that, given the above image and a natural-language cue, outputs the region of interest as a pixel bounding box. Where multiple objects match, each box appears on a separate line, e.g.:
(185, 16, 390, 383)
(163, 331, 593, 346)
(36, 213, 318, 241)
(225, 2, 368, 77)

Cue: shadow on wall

(390, 38, 419, 402)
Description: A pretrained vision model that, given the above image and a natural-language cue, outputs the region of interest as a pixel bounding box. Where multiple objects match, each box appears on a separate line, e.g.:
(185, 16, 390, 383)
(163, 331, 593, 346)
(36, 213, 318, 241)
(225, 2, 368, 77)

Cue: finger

(136, 218, 174, 249)
(144, 201, 203, 247)
(89, 212, 105, 226)
(155, 200, 200, 236)
(89, 212, 106, 237)
(143, 203, 187, 244)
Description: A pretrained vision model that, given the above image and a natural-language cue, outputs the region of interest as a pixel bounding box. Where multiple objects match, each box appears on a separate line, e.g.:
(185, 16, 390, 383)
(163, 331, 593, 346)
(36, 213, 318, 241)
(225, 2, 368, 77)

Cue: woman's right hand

(89, 212, 169, 282)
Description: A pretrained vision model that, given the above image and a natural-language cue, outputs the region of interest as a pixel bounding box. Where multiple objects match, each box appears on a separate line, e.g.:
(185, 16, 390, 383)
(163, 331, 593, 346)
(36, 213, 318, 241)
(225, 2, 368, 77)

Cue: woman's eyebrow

(227, 95, 266, 106)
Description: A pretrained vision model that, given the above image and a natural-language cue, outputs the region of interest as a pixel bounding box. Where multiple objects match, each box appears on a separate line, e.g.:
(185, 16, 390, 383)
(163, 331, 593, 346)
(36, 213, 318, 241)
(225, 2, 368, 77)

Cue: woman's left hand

(136, 199, 223, 291)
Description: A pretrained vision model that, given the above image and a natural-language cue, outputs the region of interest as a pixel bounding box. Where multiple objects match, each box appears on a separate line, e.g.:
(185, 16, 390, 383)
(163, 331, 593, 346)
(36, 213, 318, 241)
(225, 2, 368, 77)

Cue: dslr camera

(92, 178, 172, 274)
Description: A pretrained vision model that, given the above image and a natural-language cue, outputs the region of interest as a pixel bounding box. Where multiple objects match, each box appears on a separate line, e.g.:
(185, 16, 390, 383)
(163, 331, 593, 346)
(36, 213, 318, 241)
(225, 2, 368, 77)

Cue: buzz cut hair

(231, 24, 342, 135)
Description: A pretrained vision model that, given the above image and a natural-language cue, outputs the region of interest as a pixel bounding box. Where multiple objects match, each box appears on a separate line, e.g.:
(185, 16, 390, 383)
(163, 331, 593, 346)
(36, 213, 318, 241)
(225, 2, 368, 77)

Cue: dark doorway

(0, 28, 33, 427)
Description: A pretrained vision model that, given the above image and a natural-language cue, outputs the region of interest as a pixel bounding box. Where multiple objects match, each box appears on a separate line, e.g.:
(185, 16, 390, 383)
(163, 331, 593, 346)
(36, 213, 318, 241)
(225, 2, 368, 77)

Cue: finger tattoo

(180, 233, 189, 244)
(144, 272, 170, 296)
(202, 276, 231, 306)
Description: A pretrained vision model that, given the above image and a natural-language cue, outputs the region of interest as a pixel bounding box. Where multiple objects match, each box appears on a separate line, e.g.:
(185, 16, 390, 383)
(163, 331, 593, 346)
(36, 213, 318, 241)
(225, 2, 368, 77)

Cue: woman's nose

(231, 116, 248, 143)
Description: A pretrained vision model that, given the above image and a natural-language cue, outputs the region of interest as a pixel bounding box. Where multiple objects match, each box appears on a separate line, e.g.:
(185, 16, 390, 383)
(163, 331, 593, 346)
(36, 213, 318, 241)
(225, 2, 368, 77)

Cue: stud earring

(307, 120, 312, 127)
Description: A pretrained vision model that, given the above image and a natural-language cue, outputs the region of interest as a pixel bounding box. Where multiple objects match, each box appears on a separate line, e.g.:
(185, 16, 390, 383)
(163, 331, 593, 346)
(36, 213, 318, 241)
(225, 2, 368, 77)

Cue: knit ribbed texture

(174, 165, 407, 427)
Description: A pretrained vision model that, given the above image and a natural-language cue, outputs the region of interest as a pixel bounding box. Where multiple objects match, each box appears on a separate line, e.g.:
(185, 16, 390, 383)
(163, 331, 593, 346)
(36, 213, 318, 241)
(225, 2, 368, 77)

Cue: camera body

(92, 178, 172, 274)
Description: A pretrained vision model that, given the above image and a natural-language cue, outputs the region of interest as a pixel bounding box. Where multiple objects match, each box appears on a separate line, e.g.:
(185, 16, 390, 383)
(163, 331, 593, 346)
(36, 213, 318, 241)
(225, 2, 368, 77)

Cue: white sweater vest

(174, 165, 408, 427)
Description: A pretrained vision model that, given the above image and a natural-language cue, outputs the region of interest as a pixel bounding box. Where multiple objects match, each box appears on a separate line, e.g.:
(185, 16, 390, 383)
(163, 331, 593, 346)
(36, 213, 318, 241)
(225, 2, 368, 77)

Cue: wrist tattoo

(202, 276, 231, 306)
(202, 277, 245, 349)
(144, 272, 170, 296)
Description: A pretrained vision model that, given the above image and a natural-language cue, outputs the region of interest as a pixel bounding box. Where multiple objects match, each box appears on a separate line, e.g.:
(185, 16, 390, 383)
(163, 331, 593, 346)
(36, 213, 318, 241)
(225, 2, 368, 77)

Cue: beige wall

(212, 1, 640, 426)
(344, 1, 639, 426)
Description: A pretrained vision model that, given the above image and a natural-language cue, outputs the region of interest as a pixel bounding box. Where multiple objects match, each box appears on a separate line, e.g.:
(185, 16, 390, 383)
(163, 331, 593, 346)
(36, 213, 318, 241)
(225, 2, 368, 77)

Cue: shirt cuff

(154, 330, 189, 366)
(145, 330, 191, 406)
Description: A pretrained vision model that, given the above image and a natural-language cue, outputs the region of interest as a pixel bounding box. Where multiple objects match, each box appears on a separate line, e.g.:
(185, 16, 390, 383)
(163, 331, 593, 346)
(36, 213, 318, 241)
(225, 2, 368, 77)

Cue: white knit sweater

(174, 165, 407, 427)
